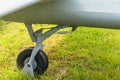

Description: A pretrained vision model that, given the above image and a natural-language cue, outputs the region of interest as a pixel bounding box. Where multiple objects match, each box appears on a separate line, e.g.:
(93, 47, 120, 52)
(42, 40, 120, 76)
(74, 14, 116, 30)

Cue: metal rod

(36, 26, 63, 43)
(25, 23, 36, 42)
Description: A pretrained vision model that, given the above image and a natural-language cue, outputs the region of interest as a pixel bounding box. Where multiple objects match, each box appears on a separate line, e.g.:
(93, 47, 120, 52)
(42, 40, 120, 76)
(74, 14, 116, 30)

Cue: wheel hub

(24, 57, 37, 70)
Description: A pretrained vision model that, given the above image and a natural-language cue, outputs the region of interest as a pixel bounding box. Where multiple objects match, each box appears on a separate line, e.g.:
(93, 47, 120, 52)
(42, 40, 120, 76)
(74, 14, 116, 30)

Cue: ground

(0, 21, 120, 80)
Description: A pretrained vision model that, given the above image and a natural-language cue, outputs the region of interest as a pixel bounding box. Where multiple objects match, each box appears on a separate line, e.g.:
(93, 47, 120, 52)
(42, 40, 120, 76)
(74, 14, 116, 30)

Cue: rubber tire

(16, 47, 49, 75)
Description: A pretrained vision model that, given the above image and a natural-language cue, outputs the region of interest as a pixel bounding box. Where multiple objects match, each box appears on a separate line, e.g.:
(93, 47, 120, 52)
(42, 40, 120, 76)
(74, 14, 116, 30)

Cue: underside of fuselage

(1, 0, 120, 29)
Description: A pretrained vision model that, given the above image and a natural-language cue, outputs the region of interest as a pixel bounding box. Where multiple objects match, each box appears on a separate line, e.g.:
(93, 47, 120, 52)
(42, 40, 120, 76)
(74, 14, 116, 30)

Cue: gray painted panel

(1, 0, 120, 29)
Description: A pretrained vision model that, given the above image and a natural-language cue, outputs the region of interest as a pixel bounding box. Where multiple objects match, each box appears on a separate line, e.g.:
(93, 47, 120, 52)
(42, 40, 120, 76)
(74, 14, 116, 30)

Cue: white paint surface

(79, 0, 120, 13)
(0, 0, 40, 16)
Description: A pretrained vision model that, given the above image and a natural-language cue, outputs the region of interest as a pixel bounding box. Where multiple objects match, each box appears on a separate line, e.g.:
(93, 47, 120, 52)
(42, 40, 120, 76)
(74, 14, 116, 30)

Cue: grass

(0, 20, 3, 29)
(0, 22, 120, 80)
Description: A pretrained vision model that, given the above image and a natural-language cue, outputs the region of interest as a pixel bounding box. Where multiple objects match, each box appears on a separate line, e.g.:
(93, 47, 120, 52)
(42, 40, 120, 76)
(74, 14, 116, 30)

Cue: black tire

(38, 50, 49, 71)
(30, 47, 49, 71)
(16, 47, 49, 75)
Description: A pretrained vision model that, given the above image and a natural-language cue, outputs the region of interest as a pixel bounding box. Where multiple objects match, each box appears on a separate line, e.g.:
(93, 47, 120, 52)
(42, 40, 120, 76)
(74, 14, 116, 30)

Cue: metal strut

(22, 23, 65, 77)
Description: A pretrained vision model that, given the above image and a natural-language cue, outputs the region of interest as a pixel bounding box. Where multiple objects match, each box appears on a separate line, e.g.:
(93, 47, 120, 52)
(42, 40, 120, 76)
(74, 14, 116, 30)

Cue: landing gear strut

(16, 24, 65, 77)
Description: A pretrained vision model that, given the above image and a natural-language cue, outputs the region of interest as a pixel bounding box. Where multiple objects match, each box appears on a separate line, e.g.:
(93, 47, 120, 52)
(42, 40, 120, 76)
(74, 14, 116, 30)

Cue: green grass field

(0, 21, 120, 80)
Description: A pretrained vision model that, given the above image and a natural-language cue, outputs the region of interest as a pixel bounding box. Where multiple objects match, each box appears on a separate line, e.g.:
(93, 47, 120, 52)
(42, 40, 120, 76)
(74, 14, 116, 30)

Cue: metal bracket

(25, 24, 65, 43)
(23, 23, 66, 77)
